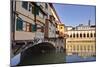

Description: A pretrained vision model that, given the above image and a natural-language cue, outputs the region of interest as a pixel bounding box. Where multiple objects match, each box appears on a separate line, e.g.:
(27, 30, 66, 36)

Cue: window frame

(87, 33, 89, 37)
(16, 17, 23, 31)
(22, 1, 28, 10)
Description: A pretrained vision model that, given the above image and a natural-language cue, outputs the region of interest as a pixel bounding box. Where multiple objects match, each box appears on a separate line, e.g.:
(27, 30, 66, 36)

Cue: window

(16, 18, 23, 31)
(29, 3, 32, 12)
(34, 6, 39, 15)
(26, 23, 37, 32)
(70, 34, 72, 38)
(90, 33, 93, 37)
(22, 2, 28, 10)
(76, 33, 78, 38)
(87, 33, 89, 37)
(83, 33, 86, 38)
(73, 33, 75, 38)
(45, 3, 48, 9)
(31, 24, 37, 32)
(80, 33, 82, 38)
(26, 23, 31, 32)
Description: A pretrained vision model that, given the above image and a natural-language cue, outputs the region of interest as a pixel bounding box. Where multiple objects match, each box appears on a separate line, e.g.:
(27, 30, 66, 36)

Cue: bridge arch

(20, 42, 56, 61)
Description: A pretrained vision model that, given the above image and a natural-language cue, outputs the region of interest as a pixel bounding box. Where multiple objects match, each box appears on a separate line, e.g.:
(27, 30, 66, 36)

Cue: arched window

(87, 33, 89, 37)
(73, 33, 75, 38)
(80, 33, 82, 38)
(83, 33, 86, 38)
(70, 34, 72, 38)
(90, 33, 93, 37)
(76, 33, 78, 38)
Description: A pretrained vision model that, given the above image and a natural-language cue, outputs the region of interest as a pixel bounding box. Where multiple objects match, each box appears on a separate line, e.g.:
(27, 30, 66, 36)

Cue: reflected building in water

(65, 21, 96, 57)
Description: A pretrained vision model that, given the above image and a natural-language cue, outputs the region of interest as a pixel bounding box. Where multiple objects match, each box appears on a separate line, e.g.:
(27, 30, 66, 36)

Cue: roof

(49, 3, 61, 23)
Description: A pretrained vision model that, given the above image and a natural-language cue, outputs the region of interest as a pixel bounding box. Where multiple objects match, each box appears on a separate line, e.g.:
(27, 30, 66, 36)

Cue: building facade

(44, 3, 66, 52)
(65, 23, 96, 57)
(12, 1, 47, 44)
(11, 0, 66, 56)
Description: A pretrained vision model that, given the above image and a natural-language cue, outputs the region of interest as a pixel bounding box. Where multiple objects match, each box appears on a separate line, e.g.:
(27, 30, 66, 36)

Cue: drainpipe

(11, 0, 16, 58)
(34, 4, 37, 41)
(11, 0, 16, 47)
(11, 0, 16, 44)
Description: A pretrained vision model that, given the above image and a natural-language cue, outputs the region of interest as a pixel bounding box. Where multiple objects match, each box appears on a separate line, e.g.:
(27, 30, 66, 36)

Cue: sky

(53, 3, 96, 26)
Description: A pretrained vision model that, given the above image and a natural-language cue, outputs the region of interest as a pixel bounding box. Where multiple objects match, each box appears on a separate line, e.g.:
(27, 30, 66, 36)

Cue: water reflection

(17, 52, 96, 66)
(66, 55, 96, 63)
(11, 53, 21, 66)
(11, 51, 96, 66)
(18, 52, 66, 66)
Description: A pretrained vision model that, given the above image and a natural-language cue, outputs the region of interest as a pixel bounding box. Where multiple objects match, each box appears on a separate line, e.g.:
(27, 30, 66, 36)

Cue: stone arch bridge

(12, 38, 66, 58)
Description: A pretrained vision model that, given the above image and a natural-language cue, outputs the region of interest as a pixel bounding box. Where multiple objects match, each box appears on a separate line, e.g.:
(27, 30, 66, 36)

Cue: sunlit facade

(65, 24, 96, 57)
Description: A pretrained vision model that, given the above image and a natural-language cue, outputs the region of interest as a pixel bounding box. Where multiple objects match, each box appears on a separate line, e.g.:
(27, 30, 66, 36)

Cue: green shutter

(31, 24, 37, 32)
(34, 6, 39, 15)
(16, 18, 23, 31)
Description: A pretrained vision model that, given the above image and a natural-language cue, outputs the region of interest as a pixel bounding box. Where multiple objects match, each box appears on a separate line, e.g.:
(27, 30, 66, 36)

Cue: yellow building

(65, 24, 96, 57)
(57, 23, 65, 38)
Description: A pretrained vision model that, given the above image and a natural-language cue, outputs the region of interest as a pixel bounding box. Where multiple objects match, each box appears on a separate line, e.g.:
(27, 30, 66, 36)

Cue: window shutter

(34, 6, 39, 15)
(22, 2, 28, 10)
(32, 24, 37, 32)
(16, 18, 23, 31)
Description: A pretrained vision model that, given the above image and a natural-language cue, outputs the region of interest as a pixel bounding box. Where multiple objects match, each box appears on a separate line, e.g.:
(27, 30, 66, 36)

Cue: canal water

(15, 52, 96, 66)
(18, 52, 66, 66)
